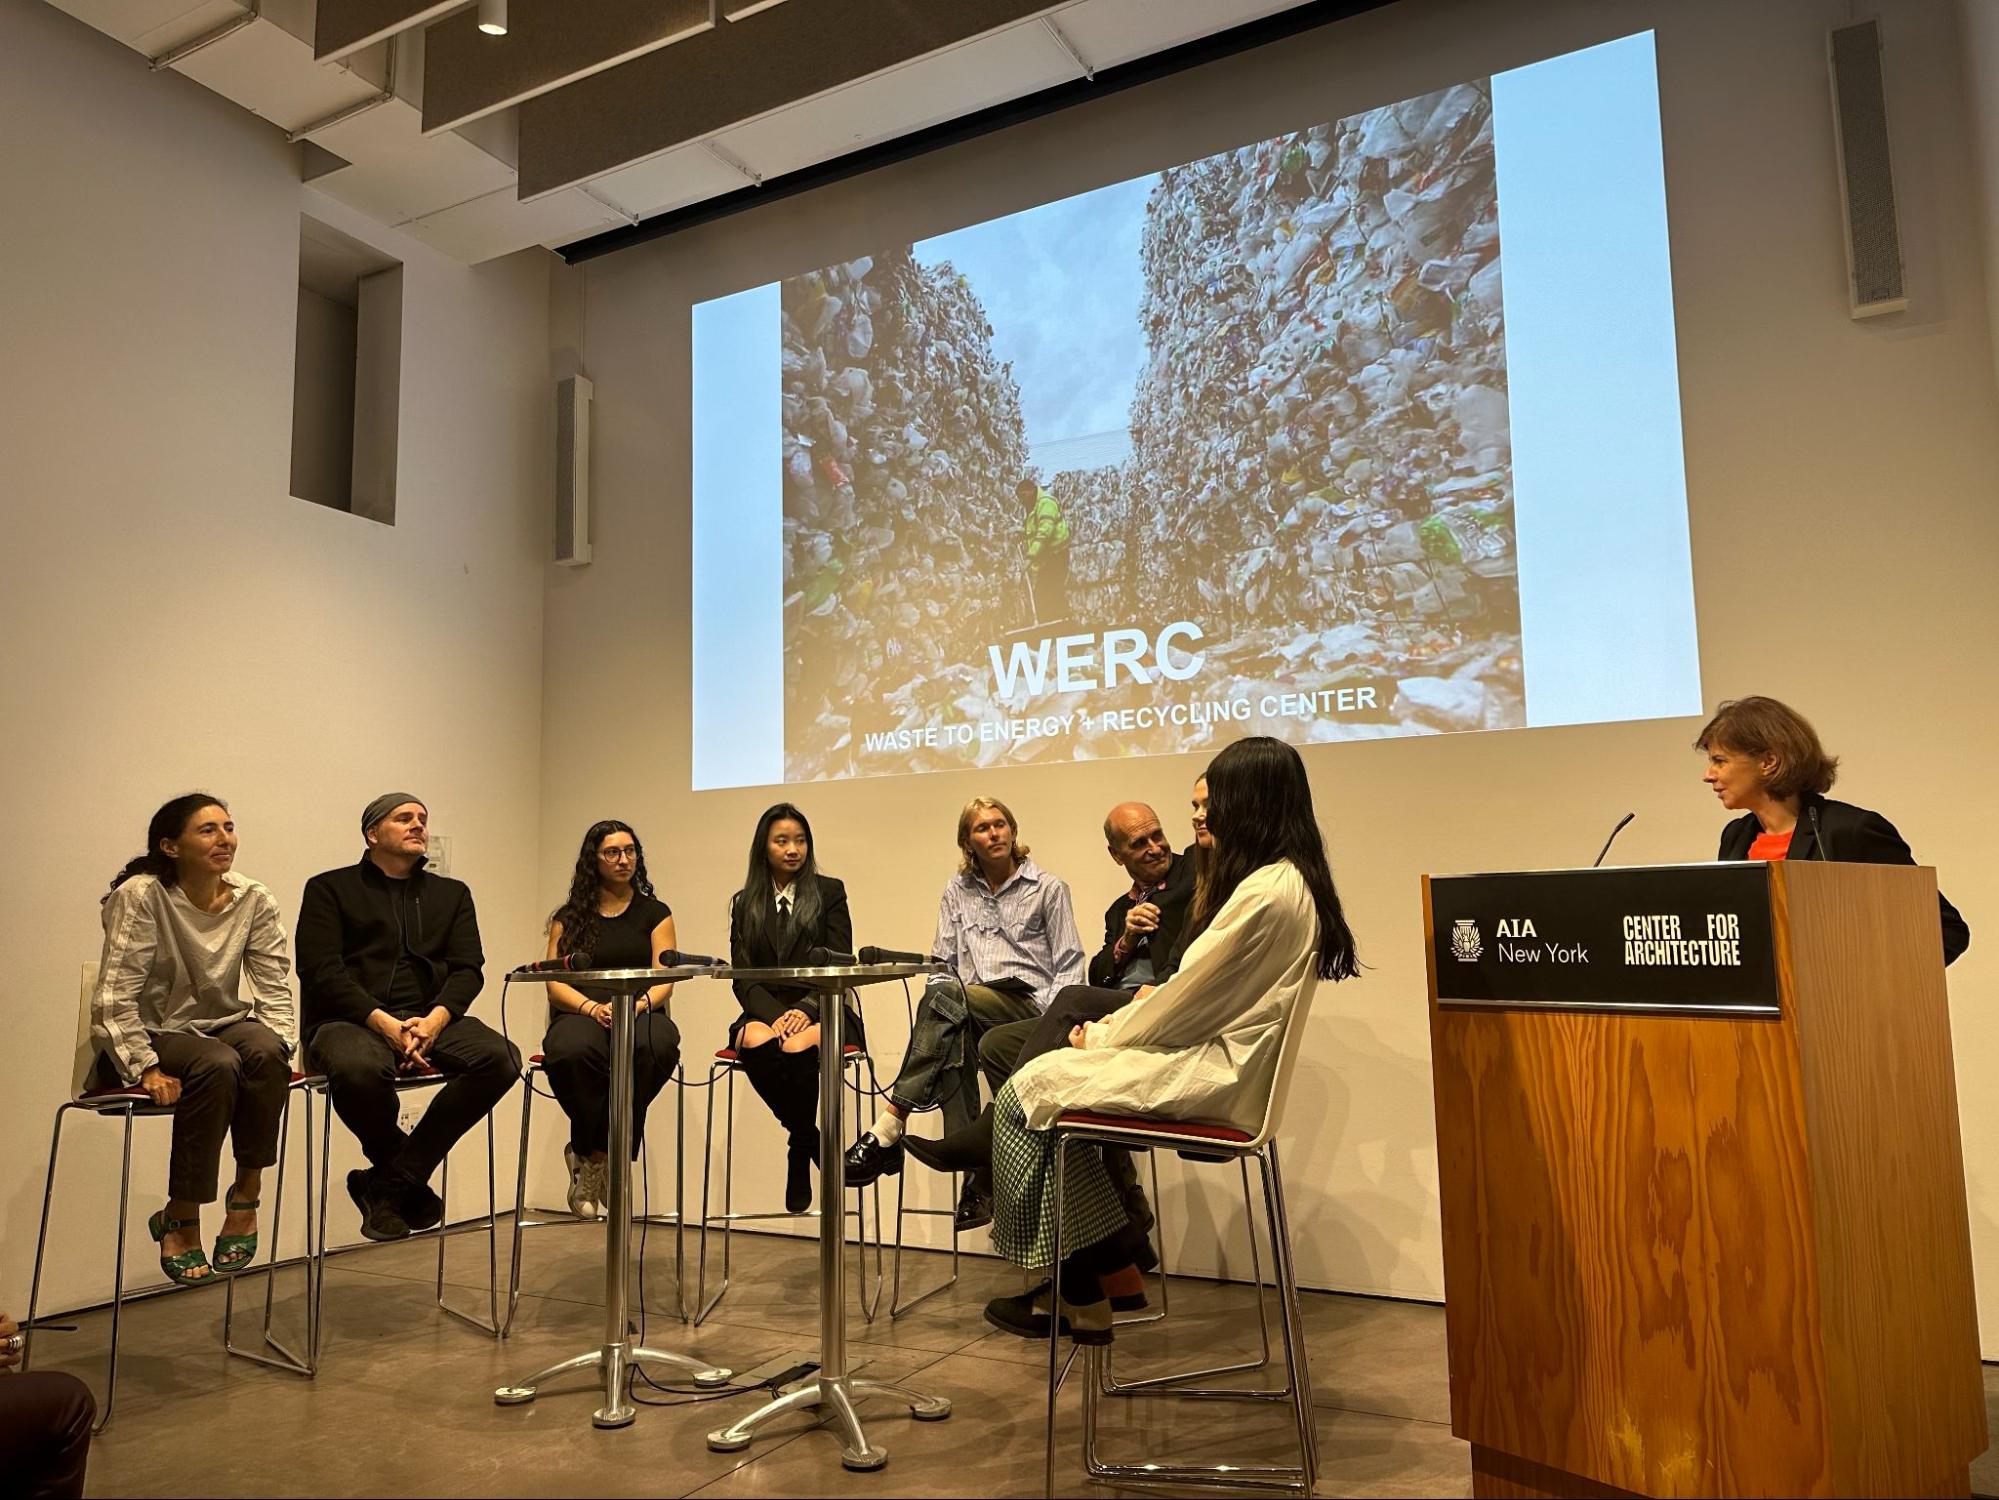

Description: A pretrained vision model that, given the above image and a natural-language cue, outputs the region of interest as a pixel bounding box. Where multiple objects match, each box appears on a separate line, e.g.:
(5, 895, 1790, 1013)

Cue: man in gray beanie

(295, 795, 519, 1240)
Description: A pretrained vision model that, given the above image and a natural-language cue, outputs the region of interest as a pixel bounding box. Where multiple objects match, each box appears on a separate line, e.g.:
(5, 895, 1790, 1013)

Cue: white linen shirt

(92, 872, 298, 1083)
(931, 859, 1087, 1010)
(1010, 860, 1321, 1134)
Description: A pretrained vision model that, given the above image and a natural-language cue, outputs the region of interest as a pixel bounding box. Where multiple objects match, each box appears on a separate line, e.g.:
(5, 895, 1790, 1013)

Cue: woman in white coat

(983, 736, 1358, 1343)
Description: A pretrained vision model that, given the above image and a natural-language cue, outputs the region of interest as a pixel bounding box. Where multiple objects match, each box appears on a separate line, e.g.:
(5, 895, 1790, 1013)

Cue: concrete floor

(22, 1219, 1999, 1498)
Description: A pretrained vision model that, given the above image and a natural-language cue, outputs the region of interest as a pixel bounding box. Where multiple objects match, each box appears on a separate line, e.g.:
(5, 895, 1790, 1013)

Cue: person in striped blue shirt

(843, 795, 1085, 1231)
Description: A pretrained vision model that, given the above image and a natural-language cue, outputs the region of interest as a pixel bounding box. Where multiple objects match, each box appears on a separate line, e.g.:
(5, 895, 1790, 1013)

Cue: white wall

(542, 0, 1999, 1351)
(0, 0, 551, 1313)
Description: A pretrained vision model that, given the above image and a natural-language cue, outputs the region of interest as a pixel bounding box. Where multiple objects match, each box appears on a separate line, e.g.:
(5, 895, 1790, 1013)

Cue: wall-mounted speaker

(1827, 18, 1907, 318)
(555, 374, 593, 566)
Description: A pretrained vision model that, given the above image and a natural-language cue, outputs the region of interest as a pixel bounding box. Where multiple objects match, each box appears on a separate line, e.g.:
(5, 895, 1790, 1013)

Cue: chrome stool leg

(223, 1085, 314, 1376)
(693, 1057, 732, 1325)
(23, 1103, 75, 1379)
(504, 1066, 536, 1337)
(1102, 1154, 1274, 1394)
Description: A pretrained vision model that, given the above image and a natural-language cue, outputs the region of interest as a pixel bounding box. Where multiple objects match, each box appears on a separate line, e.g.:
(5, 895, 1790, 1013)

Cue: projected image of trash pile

(778, 80, 1517, 781)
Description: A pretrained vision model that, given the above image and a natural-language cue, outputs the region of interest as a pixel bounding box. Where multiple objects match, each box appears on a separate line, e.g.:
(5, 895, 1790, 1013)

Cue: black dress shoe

(842, 1132, 903, 1187)
(984, 1275, 1112, 1345)
(399, 1177, 444, 1232)
(785, 1143, 814, 1214)
(952, 1178, 993, 1233)
(347, 1169, 411, 1242)
(903, 1109, 994, 1175)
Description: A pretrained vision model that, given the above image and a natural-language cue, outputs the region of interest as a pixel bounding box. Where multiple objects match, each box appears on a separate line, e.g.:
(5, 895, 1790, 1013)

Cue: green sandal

(147, 1208, 213, 1285)
(213, 1196, 260, 1274)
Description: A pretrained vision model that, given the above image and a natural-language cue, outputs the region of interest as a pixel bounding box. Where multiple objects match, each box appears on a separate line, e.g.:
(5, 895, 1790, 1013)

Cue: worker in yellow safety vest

(1016, 477, 1070, 623)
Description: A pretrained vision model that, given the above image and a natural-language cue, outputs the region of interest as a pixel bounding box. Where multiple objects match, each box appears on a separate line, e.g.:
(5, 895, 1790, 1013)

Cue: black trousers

(0, 1371, 93, 1500)
(977, 984, 1134, 1090)
(307, 1016, 520, 1186)
(94, 1021, 289, 1203)
(541, 1011, 680, 1158)
(727, 1005, 865, 1152)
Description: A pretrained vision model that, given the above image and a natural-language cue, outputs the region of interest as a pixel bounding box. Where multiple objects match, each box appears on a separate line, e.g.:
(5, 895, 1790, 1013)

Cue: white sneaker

(585, 1156, 609, 1217)
(564, 1146, 592, 1218)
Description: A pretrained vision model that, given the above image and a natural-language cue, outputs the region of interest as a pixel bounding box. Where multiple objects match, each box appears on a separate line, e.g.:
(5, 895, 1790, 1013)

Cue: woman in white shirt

(92, 794, 297, 1286)
(983, 737, 1358, 1343)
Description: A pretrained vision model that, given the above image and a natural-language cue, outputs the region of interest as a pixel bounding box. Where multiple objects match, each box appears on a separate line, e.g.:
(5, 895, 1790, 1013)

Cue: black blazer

(1718, 795, 1969, 965)
(297, 855, 485, 1034)
(1087, 848, 1199, 989)
(727, 874, 859, 1034)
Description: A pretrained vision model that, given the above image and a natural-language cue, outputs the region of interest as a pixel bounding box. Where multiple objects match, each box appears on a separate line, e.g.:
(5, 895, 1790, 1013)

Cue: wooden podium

(1423, 861, 1985, 1497)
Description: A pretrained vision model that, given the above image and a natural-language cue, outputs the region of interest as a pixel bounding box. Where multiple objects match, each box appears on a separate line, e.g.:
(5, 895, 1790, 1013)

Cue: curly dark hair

(548, 820, 656, 959)
(107, 792, 229, 900)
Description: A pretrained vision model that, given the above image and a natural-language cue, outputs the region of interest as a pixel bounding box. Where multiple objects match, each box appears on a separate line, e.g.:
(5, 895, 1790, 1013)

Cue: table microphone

(657, 948, 722, 967)
(805, 946, 857, 965)
(857, 945, 927, 965)
(1592, 812, 1636, 868)
(512, 951, 593, 974)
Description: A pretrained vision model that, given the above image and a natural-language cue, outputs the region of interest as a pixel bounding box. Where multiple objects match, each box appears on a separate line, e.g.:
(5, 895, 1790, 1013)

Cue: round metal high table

(494, 965, 732, 1427)
(698, 961, 955, 1469)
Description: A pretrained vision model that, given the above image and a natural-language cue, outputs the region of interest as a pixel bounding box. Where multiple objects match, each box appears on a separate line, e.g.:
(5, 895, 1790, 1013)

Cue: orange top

(1748, 828, 1795, 862)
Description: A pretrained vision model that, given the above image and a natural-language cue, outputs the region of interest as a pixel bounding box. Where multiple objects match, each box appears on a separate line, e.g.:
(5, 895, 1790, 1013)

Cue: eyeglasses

(600, 848, 639, 863)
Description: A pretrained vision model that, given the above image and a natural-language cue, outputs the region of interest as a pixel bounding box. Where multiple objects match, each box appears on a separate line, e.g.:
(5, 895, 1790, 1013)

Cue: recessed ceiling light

(477, 0, 508, 36)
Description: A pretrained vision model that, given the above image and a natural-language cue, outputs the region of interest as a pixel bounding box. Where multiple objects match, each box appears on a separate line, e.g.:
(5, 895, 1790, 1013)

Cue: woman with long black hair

(92, 793, 296, 1285)
(726, 803, 856, 1213)
(540, 821, 681, 1217)
(982, 737, 1358, 1343)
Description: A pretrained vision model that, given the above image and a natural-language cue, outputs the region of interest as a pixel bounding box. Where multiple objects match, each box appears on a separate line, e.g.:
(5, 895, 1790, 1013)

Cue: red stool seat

(1058, 1112, 1252, 1159)
(714, 1044, 862, 1063)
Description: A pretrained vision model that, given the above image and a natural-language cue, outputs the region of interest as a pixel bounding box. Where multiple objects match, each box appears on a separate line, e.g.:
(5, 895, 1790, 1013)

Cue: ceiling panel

(714, 22, 1079, 183)
(172, 20, 386, 131)
(314, 0, 460, 61)
(51, 0, 233, 48)
(402, 183, 626, 263)
(516, 0, 1062, 199)
(310, 103, 518, 223)
(421, 0, 714, 133)
(587, 144, 750, 220)
(1050, 0, 1315, 71)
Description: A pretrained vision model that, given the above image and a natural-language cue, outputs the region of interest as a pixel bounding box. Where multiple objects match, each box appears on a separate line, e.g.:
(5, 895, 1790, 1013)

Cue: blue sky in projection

(913, 174, 1156, 455)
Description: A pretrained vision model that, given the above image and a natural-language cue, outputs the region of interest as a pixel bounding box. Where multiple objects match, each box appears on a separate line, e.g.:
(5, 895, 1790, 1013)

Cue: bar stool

(23, 964, 316, 1431)
(303, 1065, 502, 1345)
(504, 1050, 688, 1335)
(693, 1041, 882, 1325)
(1040, 996, 1321, 1496)
(886, 984, 961, 1319)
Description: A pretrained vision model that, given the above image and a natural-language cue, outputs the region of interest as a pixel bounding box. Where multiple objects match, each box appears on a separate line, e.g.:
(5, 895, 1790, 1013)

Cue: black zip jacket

(296, 855, 486, 1034)
(1718, 794, 1969, 965)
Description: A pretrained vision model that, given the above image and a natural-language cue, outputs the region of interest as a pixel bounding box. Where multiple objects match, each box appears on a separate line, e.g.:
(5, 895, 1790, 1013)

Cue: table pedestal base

(706, 1372, 951, 1470)
(496, 1340, 731, 1427)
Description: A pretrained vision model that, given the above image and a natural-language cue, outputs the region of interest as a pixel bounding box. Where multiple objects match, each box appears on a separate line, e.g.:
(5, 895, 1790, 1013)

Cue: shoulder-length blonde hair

(956, 795, 1029, 878)
(1694, 696, 1839, 801)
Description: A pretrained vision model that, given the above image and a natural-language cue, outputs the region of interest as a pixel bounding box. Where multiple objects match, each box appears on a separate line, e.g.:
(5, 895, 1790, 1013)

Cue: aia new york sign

(1430, 863, 1780, 1016)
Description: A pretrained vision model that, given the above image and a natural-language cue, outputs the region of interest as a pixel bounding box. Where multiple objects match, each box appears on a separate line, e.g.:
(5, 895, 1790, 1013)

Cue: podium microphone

(1808, 803, 1832, 860)
(858, 945, 928, 966)
(512, 951, 593, 974)
(657, 948, 723, 967)
(1592, 813, 1636, 869)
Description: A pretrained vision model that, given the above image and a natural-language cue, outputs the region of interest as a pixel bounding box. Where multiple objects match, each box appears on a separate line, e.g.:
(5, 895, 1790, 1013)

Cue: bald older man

(906, 802, 1196, 1234)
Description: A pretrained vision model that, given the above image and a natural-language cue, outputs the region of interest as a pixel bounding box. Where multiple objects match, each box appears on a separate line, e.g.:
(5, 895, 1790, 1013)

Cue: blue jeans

(888, 979, 1038, 1132)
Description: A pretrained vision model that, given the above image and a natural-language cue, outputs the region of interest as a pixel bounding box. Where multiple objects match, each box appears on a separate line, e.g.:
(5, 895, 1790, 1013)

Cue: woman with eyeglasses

(540, 821, 681, 1217)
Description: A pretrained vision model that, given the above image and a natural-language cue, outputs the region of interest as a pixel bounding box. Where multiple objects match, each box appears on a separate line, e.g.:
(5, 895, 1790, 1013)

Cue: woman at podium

(1697, 696, 1969, 963)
